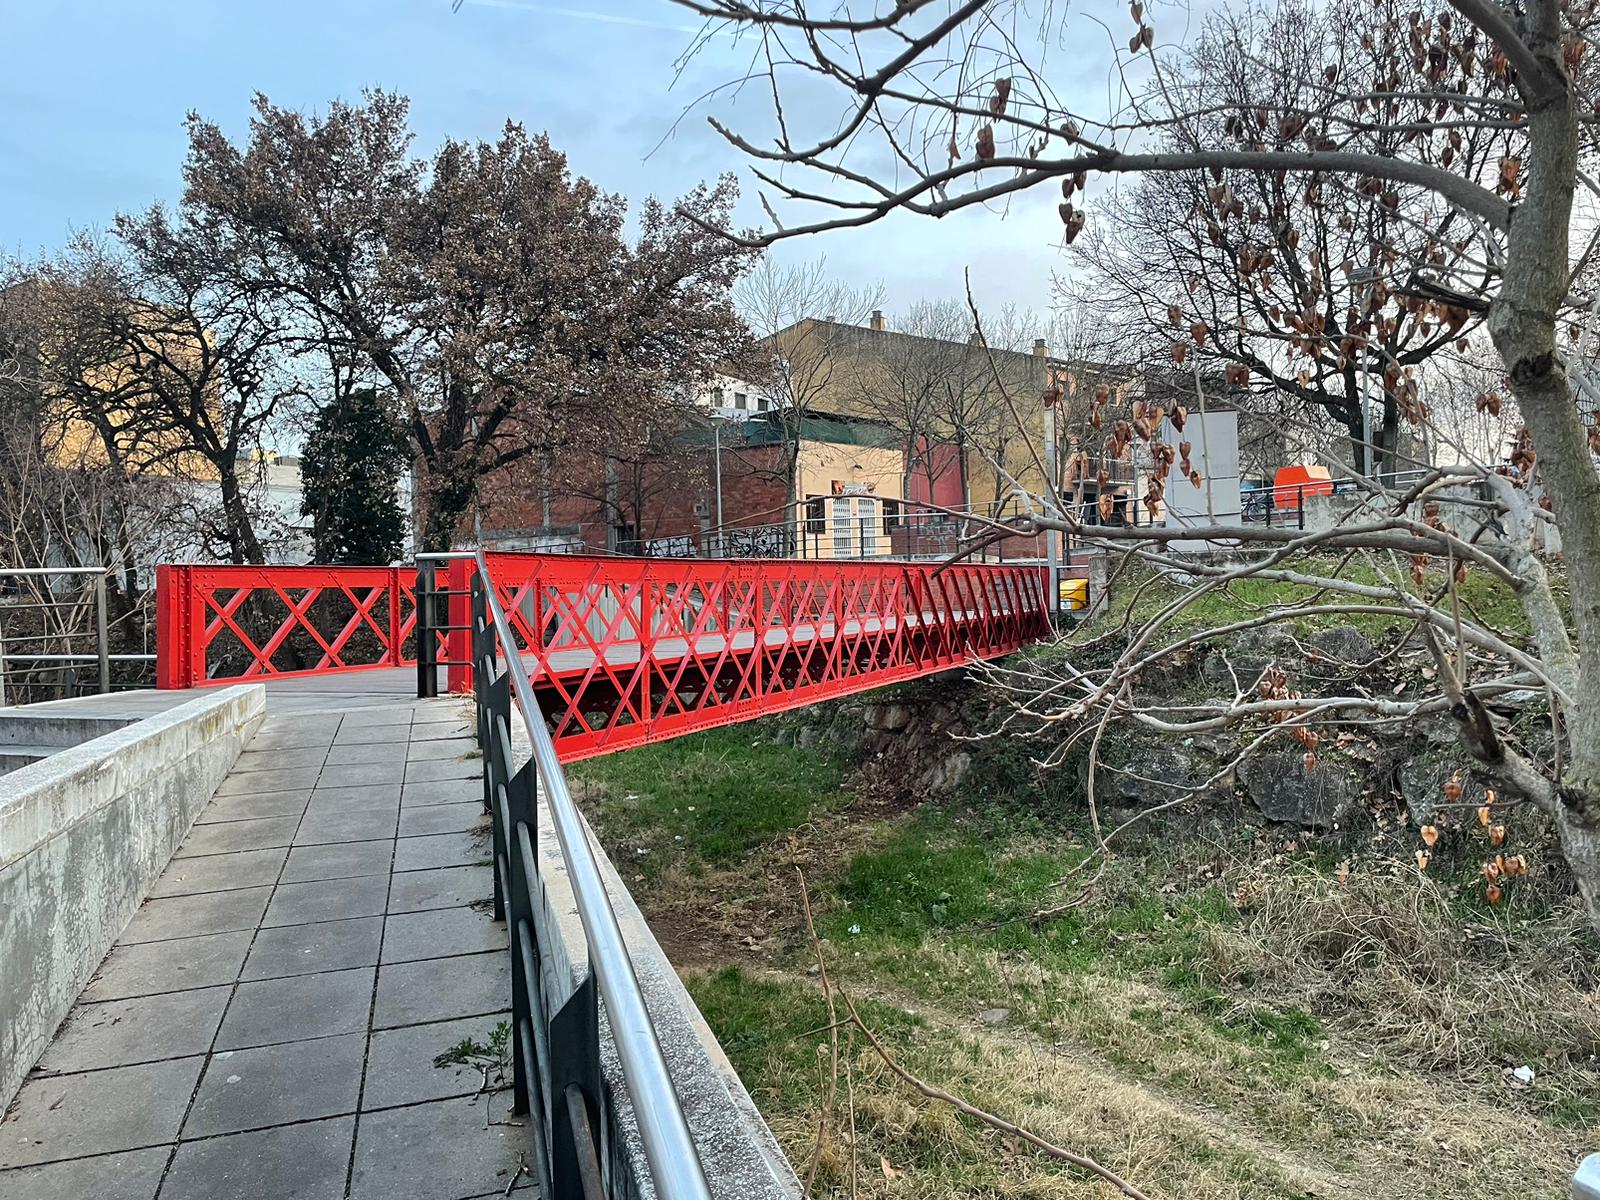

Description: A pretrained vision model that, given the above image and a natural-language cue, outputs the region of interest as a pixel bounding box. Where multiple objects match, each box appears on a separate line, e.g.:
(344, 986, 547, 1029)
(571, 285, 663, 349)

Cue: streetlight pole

(713, 421, 724, 555)
(1043, 383, 1060, 617)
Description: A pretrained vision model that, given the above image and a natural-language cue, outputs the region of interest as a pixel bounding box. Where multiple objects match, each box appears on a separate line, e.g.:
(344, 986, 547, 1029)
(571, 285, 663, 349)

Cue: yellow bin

(1058, 578, 1088, 611)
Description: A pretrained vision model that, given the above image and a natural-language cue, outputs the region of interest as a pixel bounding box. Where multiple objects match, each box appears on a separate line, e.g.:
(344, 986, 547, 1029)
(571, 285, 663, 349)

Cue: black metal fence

(414, 552, 713, 1200)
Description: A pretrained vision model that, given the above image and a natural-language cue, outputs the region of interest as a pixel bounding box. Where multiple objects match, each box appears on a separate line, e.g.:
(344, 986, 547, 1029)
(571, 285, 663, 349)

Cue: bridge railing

(158, 554, 1052, 758)
(446, 554, 1050, 760)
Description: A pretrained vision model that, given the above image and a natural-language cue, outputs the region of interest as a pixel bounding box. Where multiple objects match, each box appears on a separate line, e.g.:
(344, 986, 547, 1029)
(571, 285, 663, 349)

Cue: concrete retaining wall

(0, 685, 265, 1106)
(510, 725, 802, 1200)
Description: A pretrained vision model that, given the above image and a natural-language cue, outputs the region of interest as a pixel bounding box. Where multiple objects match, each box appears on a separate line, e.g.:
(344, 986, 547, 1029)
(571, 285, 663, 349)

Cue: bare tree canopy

(181, 91, 759, 548)
(676, 0, 1600, 930)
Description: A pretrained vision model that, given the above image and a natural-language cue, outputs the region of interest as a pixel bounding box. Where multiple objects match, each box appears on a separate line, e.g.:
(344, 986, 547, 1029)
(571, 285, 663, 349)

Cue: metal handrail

(0, 567, 113, 704)
(422, 550, 713, 1200)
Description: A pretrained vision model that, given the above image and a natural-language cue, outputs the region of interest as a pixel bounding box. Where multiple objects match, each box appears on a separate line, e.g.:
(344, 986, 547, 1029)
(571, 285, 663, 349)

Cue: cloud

(457, 0, 704, 35)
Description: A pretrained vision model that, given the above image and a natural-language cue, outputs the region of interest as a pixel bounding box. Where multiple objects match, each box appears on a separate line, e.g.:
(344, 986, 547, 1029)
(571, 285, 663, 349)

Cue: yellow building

(6, 280, 220, 479)
(753, 313, 1055, 515)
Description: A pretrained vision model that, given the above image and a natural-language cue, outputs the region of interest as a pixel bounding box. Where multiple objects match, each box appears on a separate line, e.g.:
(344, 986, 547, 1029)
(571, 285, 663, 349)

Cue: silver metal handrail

(0, 567, 113, 705)
(422, 550, 712, 1200)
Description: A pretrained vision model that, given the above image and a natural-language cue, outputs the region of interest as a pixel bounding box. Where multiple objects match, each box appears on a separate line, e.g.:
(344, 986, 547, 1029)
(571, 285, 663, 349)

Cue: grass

(1081, 554, 1558, 644)
(572, 725, 851, 881)
(580, 720, 1596, 1199)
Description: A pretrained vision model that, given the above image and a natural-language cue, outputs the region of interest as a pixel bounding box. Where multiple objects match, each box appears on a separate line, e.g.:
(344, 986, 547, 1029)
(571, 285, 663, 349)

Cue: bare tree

(0, 271, 184, 697)
(735, 257, 882, 531)
(847, 299, 992, 506)
(677, 0, 1600, 929)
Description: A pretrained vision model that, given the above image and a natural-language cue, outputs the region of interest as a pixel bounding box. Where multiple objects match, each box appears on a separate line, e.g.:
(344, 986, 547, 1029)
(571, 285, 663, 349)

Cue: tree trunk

(1485, 73, 1600, 929)
(1556, 814, 1600, 932)
(420, 478, 473, 552)
(218, 467, 265, 565)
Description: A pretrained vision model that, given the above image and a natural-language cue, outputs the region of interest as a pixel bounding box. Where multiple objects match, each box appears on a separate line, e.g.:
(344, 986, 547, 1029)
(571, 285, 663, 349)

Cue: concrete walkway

(0, 699, 537, 1200)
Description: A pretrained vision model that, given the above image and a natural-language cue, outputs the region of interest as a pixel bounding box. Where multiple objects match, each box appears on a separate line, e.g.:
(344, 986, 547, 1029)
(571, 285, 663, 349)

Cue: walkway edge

(0, 685, 265, 1107)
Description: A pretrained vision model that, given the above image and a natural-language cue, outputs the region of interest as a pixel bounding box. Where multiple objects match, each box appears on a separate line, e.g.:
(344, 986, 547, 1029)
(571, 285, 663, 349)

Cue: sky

(0, 0, 1083, 327)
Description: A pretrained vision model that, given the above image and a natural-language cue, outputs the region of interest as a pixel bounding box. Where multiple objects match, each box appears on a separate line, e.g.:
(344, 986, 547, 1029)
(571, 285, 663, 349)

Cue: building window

(881, 499, 901, 533)
(734, 392, 748, 410)
(710, 387, 724, 406)
(755, 395, 769, 411)
(804, 496, 826, 533)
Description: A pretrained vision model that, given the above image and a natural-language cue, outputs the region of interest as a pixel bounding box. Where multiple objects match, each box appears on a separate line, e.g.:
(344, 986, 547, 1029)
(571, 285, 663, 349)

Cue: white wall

(1162, 410, 1242, 550)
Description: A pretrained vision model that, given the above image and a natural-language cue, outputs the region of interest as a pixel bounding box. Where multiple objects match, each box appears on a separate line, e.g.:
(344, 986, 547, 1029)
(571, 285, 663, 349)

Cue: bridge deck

(0, 696, 537, 1200)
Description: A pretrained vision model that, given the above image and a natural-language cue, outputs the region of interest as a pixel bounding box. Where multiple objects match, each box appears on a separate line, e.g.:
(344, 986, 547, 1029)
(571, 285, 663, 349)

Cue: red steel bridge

(156, 553, 1052, 761)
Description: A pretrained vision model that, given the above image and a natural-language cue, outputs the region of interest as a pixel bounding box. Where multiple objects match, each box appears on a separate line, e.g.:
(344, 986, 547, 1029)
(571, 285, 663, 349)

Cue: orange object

(1272, 465, 1334, 509)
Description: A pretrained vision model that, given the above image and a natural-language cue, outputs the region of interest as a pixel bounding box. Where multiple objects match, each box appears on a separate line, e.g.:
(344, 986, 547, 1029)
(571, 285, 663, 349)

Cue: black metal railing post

(416, 561, 439, 698)
(551, 976, 605, 1198)
(503, 759, 538, 1123)
(1298, 484, 1306, 530)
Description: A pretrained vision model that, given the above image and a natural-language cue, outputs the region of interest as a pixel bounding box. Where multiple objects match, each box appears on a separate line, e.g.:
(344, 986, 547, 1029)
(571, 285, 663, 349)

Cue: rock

(918, 751, 972, 795)
(1307, 625, 1377, 668)
(1097, 744, 1200, 806)
(878, 703, 912, 732)
(977, 1007, 1010, 1026)
(1240, 749, 1358, 830)
(796, 726, 821, 750)
(1201, 627, 1300, 687)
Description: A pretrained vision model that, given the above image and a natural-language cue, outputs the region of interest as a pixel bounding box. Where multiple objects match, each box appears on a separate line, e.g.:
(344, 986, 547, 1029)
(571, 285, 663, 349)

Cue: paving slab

(387, 865, 492, 914)
(334, 723, 419, 745)
(382, 907, 504, 964)
(394, 830, 491, 872)
(304, 784, 402, 815)
(409, 720, 475, 742)
(82, 929, 253, 1001)
(337, 707, 415, 726)
(246, 725, 338, 753)
(233, 746, 329, 773)
(296, 807, 400, 845)
(322, 741, 409, 767)
(280, 838, 395, 883)
(148, 847, 288, 898)
(398, 802, 487, 838)
(37, 985, 232, 1073)
(175, 815, 300, 857)
(160, 1116, 355, 1200)
(215, 967, 375, 1050)
(184, 1034, 366, 1137)
(319, 761, 405, 789)
(194, 789, 312, 823)
(9, 694, 529, 1198)
(215, 766, 324, 797)
(119, 886, 273, 944)
(0, 1056, 204, 1168)
(350, 1095, 533, 1200)
(401, 778, 482, 807)
(373, 952, 509, 1029)
(404, 756, 482, 784)
(0, 1145, 168, 1200)
(242, 916, 385, 982)
(405, 736, 478, 762)
(264, 875, 391, 927)
(361, 1014, 510, 1110)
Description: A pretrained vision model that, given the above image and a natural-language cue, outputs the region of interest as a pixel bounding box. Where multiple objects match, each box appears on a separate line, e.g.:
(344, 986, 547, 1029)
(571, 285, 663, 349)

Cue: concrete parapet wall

(510, 725, 802, 1200)
(0, 685, 265, 1106)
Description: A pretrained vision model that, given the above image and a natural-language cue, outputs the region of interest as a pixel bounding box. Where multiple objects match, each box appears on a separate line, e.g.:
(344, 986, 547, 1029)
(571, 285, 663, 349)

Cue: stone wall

(0, 685, 265, 1106)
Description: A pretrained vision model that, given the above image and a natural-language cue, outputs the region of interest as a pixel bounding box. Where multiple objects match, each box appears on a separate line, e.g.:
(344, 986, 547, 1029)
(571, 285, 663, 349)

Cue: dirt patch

(625, 804, 893, 971)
